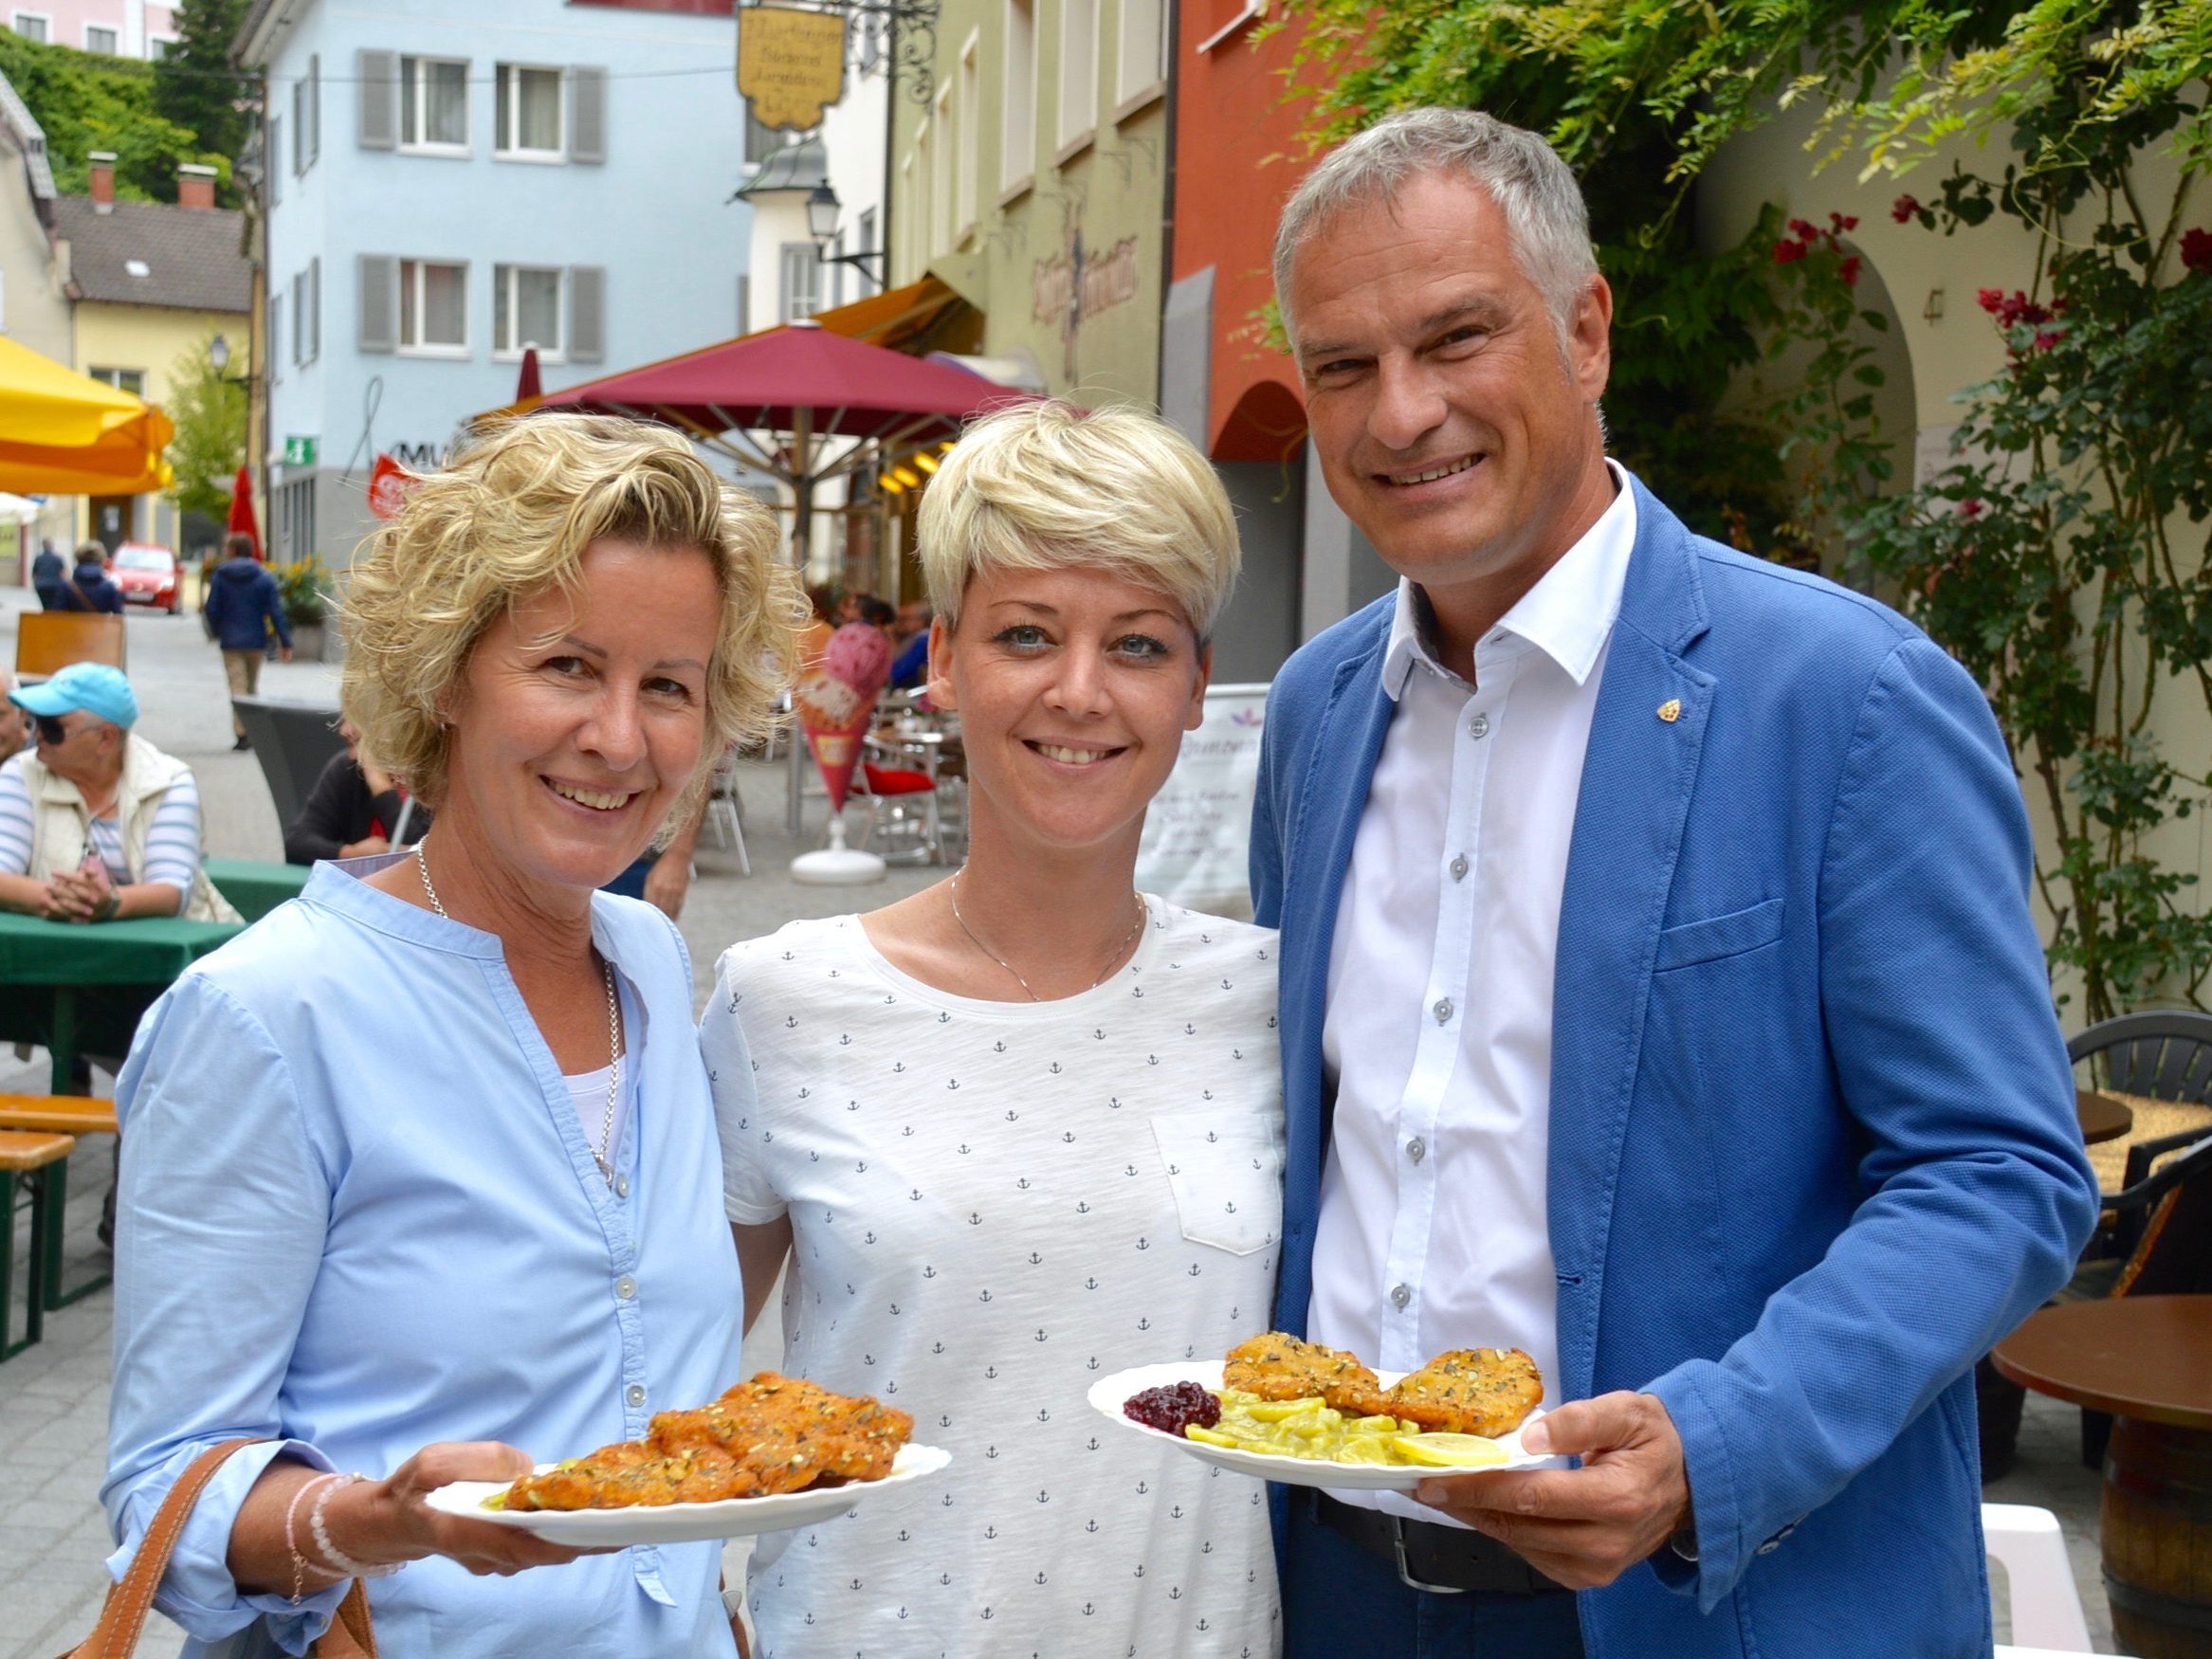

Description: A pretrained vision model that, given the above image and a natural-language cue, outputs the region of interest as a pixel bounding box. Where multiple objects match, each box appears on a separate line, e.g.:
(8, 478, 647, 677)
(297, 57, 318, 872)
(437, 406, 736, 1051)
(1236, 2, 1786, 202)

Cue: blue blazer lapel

(1273, 613, 1396, 1339)
(1547, 481, 1713, 1402)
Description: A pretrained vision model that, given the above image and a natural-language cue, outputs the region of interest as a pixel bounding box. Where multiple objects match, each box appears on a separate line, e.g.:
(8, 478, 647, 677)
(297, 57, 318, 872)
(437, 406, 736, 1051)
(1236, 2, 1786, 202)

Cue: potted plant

(277, 555, 332, 662)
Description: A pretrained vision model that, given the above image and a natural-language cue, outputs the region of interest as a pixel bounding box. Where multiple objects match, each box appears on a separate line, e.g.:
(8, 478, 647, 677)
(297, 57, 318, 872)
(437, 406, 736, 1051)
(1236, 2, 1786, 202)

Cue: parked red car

(111, 543, 181, 613)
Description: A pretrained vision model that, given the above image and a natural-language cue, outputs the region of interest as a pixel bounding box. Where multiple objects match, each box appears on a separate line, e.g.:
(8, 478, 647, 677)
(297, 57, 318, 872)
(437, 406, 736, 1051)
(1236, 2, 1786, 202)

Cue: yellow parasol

(0, 336, 174, 495)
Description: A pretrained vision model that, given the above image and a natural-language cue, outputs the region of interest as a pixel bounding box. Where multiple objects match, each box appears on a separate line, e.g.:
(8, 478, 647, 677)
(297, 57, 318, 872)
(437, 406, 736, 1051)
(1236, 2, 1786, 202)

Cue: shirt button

(1390, 1284, 1412, 1310)
(615, 1275, 637, 1301)
(615, 1175, 631, 1199)
(1467, 713, 1490, 739)
(1406, 1137, 1426, 1164)
(626, 1384, 646, 1408)
(1433, 997, 1453, 1024)
(1449, 854, 1470, 882)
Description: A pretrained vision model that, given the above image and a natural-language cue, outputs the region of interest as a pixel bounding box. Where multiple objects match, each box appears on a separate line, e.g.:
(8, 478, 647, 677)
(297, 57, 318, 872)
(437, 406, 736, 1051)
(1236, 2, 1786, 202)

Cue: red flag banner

(367, 452, 423, 520)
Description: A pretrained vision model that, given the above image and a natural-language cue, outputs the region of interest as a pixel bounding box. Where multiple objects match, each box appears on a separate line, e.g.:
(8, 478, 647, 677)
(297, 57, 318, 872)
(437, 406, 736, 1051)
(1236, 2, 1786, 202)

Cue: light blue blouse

(102, 858, 748, 1658)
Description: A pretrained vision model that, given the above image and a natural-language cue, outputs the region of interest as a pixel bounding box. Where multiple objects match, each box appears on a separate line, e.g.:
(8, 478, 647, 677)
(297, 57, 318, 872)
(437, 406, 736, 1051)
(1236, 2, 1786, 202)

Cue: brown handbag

(60, 1439, 378, 1658)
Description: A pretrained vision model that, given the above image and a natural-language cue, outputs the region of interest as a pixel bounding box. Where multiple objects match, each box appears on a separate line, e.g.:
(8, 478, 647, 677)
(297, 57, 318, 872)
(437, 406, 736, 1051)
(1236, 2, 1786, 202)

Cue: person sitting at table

(887, 600, 932, 689)
(703, 399, 1282, 1657)
(283, 719, 432, 865)
(102, 411, 800, 1658)
(54, 538, 125, 613)
(0, 663, 238, 923)
(0, 669, 28, 766)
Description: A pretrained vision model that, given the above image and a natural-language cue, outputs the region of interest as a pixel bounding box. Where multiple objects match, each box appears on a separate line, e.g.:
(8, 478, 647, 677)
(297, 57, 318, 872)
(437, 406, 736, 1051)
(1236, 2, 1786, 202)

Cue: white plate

(1090, 1360, 1557, 1491)
(424, 1443, 953, 1545)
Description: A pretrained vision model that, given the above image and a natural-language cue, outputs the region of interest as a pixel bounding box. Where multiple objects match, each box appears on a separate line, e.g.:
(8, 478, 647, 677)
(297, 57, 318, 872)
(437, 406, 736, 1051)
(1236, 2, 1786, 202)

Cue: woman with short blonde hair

(107, 412, 800, 1658)
(705, 399, 1285, 1656)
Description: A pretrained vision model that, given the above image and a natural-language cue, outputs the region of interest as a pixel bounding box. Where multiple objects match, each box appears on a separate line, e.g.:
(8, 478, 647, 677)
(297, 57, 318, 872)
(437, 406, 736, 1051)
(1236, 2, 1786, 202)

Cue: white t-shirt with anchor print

(704, 897, 1283, 1659)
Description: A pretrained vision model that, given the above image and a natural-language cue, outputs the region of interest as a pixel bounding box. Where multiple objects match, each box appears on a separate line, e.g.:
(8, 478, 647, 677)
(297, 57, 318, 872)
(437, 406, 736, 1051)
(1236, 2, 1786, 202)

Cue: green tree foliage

(153, 0, 252, 198)
(162, 333, 246, 523)
(0, 29, 231, 202)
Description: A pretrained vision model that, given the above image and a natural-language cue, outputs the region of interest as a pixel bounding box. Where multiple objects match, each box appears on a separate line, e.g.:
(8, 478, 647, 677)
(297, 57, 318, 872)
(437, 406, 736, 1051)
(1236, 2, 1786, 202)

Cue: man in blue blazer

(1250, 108, 2100, 1658)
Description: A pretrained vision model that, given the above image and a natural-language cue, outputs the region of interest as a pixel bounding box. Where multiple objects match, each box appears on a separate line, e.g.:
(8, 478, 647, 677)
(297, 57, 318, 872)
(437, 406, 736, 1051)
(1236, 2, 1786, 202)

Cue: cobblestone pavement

(0, 588, 2116, 1655)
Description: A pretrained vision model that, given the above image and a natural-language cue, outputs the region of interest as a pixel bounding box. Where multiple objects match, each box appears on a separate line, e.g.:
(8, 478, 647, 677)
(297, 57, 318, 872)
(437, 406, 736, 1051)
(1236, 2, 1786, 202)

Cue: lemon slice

(1392, 1433, 1508, 1468)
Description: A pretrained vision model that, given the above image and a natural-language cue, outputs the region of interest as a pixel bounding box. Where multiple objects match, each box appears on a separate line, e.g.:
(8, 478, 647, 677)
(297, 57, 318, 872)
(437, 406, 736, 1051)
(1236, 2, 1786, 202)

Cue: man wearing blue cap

(0, 664, 236, 925)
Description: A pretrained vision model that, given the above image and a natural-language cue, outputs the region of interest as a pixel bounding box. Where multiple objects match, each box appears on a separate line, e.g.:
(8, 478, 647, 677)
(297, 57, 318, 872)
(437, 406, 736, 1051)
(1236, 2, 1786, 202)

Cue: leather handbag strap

(60, 1441, 376, 1658)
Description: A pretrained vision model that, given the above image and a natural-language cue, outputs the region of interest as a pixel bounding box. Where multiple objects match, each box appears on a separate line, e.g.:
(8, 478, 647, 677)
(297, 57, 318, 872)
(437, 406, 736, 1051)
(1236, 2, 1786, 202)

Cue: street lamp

(209, 333, 250, 385)
(806, 183, 888, 287)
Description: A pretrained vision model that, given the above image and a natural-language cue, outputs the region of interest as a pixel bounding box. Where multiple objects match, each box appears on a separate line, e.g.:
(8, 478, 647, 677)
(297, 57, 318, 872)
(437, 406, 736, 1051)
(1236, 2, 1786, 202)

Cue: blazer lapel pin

(1657, 699, 1682, 723)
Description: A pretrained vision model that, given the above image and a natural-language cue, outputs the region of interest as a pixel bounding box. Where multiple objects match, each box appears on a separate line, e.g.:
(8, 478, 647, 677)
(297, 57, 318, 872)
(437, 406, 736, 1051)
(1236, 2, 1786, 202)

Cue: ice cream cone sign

(796, 622, 892, 810)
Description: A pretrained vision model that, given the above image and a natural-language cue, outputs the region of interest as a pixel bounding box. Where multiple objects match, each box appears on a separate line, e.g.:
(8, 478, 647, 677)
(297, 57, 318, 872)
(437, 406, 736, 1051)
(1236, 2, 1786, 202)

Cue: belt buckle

(1389, 1515, 1466, 1596)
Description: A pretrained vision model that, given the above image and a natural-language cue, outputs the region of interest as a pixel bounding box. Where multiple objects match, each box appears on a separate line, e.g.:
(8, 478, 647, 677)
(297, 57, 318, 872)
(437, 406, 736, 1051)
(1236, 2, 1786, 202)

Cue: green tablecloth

(205, 858, 311, 924)
(0, 911, 242, 1090)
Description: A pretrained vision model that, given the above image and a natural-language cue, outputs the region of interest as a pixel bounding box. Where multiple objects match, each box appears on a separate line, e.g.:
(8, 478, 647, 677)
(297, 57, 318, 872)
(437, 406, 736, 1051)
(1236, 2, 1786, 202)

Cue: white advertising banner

(1135, 683, 1270, 920)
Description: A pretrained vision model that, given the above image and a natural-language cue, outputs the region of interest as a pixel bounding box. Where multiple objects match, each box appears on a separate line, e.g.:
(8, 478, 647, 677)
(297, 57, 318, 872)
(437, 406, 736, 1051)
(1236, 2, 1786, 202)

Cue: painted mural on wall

(1031, 232, 1142, 381)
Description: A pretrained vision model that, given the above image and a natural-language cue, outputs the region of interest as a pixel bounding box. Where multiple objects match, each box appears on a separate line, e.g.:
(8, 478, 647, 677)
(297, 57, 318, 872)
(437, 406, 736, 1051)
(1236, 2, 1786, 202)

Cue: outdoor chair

(704, 747, 750, 877)
(230, 696, 346, 832)
(1983, 1503, 2093, 1652)
(1980, 1011, 2212, 1478)
(855, 746, 942, 866)
(15, 611, 125, 679)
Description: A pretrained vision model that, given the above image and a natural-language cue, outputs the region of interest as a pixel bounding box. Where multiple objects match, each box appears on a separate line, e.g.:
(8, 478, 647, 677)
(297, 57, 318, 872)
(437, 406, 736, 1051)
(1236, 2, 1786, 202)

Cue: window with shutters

(1057, 0, 1097, 154)
(932, 85, 954, 254)
(9, 15, 49, 45)
(569, 66, 607, 164)
(957, 37, 978, 239)
(268, 117, 282, 200)
(495, 64, 563, 158)
(568, 265, 604, 361)
(778, 243, 821, 323)
(855, 209, 878, 298)
(1116, 0, 1167, 109)
(306, 258, 320, 364)
(267, 291, 282, 384)
(290, 271, 305, 366)
(304, 55, 320, 170)
(494, 264, 562, 356)
(398, 259, 468, 354)
(1001, 0, 1035, 192)
(741, 102, 809, 172)
(737, 272, 751, 334)
(399, 56, 469, 154)
(83, 22, 115, 51)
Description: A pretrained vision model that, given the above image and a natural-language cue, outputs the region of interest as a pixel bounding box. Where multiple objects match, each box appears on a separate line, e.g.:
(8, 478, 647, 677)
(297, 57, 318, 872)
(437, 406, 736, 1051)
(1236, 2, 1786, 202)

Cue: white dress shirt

(1313, 465, 1636, 1522)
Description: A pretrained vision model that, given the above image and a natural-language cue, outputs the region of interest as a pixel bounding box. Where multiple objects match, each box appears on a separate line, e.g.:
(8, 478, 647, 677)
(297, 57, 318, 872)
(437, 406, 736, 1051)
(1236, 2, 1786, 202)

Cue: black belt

(1313, 1491, 1570, 1596)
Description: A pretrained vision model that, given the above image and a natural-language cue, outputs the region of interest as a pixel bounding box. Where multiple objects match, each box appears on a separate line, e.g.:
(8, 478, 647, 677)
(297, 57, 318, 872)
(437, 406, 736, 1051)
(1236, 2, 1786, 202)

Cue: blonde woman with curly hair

(704, 401, 1283, 1657)
(103, 413, 801, 1659)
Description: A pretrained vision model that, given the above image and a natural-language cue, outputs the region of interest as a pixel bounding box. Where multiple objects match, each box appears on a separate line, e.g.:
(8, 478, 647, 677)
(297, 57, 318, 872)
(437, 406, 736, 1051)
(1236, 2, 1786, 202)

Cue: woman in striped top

(0, 663, 237, 924)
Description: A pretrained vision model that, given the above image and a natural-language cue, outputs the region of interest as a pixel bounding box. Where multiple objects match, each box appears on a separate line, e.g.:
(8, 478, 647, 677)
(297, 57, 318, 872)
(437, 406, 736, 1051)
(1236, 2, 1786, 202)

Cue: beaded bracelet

(285, 1473, 348, 1605)
(307, 1472, 406, 1582)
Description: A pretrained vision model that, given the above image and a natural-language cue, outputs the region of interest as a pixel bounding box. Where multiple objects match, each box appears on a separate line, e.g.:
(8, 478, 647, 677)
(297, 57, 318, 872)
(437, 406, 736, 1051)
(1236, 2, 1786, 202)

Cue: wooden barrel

(2103, 1415, 2212, 1658)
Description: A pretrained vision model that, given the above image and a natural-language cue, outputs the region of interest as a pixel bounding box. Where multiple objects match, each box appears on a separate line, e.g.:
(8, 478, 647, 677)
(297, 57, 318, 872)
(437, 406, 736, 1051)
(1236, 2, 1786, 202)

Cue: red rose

(2182, 228, 2212, 272)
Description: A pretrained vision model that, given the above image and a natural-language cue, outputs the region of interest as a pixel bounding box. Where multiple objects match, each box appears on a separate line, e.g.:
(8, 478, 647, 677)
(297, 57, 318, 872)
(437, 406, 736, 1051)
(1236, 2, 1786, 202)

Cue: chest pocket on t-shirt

(1151, 1109, 1284, 1256)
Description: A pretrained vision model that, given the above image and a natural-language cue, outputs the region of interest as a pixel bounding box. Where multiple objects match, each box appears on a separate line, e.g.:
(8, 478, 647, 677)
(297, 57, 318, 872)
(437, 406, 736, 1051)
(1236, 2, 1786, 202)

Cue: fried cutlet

(502, 1372, 912, 1511)
(1382, 1347, 1544, 1437)
(1224, 1332, 1391, 1414)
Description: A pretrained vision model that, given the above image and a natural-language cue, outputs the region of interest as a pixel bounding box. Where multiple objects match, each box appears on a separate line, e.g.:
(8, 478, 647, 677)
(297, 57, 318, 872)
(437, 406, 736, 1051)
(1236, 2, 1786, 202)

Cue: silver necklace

(948, 868, 1145, 1002)
(415, 843, 622, 1184)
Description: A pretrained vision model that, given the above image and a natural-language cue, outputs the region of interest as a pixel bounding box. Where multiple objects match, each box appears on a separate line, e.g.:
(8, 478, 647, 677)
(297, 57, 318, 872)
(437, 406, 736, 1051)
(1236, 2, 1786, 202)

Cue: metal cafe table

(0, 911, 242, 1092)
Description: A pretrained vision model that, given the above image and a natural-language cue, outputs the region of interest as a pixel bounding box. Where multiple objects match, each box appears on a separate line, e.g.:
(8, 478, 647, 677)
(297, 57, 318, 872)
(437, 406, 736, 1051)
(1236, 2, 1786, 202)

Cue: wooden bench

(0, 1130, 77, 1359)
(0, 1096, 116, 1309)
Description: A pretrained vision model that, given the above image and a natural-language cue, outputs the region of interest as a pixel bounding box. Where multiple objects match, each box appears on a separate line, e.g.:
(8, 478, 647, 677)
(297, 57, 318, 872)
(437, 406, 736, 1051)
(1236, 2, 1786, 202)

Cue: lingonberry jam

(1123, 1381, 1222, 1437)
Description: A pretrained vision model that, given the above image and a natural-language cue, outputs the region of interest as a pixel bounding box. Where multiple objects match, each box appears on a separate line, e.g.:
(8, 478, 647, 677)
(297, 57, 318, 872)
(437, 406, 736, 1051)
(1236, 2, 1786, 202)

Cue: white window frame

(493, 263, 564, 358)
(1000, 0, 1036, 196)
(855, 206, 878, 298)
(146, 33, 176, 61)
(397, 258, 469, 356)
(9, 14, 50, 45)
(493, 63, 565, 161)
(90, 366, 146, 396)
(1056, 0, 1098, 157)
(398, 55, 471, 157)
(777, 242, 821, 323)
(82, 21, 117, 52)
(1114, 0, 1167, 115)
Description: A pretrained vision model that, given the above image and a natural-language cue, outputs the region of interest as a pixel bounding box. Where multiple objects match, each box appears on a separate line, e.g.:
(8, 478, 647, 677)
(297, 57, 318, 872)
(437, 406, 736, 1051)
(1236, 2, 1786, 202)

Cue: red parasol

(515, 345, 543, 402)
(225, 464, 260, 559)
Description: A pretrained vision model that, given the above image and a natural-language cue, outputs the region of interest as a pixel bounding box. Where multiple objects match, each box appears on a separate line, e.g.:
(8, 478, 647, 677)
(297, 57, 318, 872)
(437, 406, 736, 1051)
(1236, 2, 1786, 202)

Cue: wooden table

(0, 911, 241, 1091)
(2077, 1088, 2136, 1146)
(1993, 1296, 2212, 1656)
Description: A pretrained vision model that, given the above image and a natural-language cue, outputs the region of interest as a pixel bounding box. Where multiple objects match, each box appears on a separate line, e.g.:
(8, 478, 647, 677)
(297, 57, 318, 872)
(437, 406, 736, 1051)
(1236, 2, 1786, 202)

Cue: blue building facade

(238, 0, 751, 568)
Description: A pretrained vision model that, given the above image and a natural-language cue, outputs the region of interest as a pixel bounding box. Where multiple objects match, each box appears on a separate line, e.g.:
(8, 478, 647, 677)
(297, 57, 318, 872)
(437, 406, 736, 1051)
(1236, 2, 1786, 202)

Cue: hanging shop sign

(738, 5, 849, 132)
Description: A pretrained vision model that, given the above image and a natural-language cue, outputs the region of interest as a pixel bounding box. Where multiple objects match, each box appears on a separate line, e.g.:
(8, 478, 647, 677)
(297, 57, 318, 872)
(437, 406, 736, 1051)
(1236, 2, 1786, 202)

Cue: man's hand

(1415, 1391, 1691, 1591)
(279, 646, 295, 665)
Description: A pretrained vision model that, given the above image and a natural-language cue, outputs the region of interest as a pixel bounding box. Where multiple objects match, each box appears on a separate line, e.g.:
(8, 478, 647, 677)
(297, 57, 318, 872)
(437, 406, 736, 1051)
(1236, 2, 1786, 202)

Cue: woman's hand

(355, 1443, 599, 1577)
(39, 871, 101, 922)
